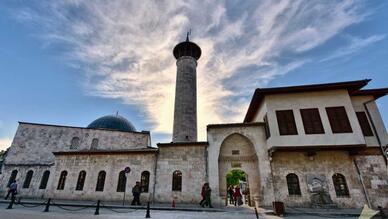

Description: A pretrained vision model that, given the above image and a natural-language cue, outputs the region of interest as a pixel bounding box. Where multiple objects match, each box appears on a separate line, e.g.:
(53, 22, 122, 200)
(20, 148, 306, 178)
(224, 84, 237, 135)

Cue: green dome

(87, 115, 136, 132)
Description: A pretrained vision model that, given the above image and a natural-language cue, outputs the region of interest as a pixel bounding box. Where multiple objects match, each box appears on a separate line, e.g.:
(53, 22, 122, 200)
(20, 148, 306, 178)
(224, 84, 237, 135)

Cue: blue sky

(0, 1, 387, 149)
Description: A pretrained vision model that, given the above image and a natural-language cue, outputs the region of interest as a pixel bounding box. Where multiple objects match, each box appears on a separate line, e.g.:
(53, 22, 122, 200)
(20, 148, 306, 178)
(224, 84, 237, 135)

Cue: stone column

(172, 56, 197, 142)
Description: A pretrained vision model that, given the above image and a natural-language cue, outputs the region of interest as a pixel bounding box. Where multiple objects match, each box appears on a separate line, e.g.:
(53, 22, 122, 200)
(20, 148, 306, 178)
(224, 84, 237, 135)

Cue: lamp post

(122, 167, 131, 205)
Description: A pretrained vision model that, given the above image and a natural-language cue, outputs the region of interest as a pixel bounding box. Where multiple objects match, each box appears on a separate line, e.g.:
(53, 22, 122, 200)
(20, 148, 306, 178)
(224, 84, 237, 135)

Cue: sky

(0, 0, 387, 150)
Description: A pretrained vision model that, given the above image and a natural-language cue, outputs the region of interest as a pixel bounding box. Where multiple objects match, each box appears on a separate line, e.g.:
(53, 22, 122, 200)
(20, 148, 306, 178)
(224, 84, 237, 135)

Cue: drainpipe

(363, 100, 388, 166)
(353, 158, 372, 208)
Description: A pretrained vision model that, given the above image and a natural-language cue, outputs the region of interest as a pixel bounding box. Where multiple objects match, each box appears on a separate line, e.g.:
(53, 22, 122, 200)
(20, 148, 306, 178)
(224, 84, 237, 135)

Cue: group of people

(228, 185, 244, 206)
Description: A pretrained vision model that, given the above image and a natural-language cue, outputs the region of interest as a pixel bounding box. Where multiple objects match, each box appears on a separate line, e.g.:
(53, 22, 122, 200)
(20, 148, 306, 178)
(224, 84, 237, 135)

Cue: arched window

(70, 137, 80, 149)
(39, 170, 50, 189)
(7, 170, 18, 187)
(332, 173, 349, 197)
(172, 170, 182, 191)
(96, 171, 106, 192)
(76, 171, 87, 191)
(91, 138, 99, 150)
(286, 173, 301, 195)
(23, 170, 34, 188)
(57, 170, 67, 190)
(116, 170, 127, 192)
(141, 171, 150, 192)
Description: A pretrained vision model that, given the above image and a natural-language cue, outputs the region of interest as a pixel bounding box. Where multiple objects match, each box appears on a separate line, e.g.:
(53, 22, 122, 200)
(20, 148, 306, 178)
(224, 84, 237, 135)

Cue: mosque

(1, 37, 387, 208)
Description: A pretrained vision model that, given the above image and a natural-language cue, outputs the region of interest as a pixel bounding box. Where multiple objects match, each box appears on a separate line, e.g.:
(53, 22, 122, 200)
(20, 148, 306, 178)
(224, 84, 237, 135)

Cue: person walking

(201, 183, 213, 208)
(5, 180, 17, 200)
(227, 185, 234, 205)
(131, 181, 141, 205)
(199, 183, 206, 206)
(233, 185, 242, 206)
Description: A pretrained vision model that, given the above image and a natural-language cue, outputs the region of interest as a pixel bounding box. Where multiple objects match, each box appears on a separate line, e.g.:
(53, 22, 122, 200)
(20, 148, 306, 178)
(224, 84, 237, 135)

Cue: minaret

(172, 33, 201, 142)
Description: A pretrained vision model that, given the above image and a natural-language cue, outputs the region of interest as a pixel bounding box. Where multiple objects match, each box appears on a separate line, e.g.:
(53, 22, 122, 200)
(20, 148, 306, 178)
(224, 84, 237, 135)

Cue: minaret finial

(186, 29, 191, 42)
(116, 111, 119, 116)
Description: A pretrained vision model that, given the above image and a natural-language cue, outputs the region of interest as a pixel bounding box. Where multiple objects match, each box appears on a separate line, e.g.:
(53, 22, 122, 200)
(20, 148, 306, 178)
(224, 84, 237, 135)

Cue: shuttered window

(356, 112, 373, 136)
(300, 108, 324, 134)
(326, 107, 352, 133)
(276, 110, 298, 135)
(264, 114, 271, 139)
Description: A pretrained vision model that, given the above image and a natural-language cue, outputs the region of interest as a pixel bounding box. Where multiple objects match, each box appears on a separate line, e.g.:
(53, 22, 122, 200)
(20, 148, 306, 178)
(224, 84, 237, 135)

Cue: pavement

(0, 198, 386, 218)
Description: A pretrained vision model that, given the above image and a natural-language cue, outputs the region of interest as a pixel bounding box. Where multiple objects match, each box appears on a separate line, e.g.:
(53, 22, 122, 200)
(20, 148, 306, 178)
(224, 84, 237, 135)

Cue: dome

(87, 115, 136, 132)
(173, 35, 201, 60)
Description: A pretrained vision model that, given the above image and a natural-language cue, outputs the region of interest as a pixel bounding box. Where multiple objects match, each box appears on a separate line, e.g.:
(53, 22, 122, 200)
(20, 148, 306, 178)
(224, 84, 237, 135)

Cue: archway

(218, 133, 260, 207)
(225, 169, 251, 206)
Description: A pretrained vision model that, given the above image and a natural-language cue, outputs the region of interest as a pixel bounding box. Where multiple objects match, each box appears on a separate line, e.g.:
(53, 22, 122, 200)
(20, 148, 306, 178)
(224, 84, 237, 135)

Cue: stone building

(1, 37, 387, 208)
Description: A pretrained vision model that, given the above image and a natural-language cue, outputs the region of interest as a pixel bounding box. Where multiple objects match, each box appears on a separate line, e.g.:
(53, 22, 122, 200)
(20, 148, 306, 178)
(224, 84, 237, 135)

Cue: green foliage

(226, 169, 246, 186)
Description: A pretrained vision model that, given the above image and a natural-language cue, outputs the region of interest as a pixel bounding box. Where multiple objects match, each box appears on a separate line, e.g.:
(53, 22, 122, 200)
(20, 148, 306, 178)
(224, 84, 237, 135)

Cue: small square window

(232, 150, 240, 155)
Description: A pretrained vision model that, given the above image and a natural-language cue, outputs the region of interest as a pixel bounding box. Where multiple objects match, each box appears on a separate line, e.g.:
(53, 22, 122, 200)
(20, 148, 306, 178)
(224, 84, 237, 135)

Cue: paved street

(0, 202, 361, 219)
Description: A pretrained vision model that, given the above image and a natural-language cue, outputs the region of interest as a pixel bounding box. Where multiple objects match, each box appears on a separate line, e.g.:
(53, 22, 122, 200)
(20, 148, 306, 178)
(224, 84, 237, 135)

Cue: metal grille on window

(96, 171, 106, 192)
(57, 170, 67, 190)
(172, 170, 182, 191)
(332, 173, 349, 197)
(286, 173, 301, 195)
(23, 170, 34, 189)
(76, 171, 86, 191)
(117, 170, 126, 192)
(141, 171, 150, 192)
(8, 170, 18, 187)
(39, 170, 50, 189)
(70, 137, 80, 149)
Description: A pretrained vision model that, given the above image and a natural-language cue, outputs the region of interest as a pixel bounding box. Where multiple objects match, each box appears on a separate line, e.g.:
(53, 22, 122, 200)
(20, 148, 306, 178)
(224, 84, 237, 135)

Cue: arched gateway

(218, 133, 260, 206)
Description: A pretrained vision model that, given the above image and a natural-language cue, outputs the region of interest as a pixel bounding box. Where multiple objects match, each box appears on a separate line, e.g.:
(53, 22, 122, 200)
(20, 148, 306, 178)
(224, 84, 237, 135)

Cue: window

(300, 108, 324, 134)
(276, 110, 298, 135)
(356, 112, 373, 136)
(23, 170, 34, 188)
(116, 171, 127, 192)
(172, 170, 182, 191)
(232, 150, 240, 155)
(96, 171, 106, 192)
(70, 137, 80, 149)
(264, 114, 271, 139)
(39, 171, 50, 189)
(326, 107, 352, 133)
(91, 138, 99, 150)
(286, 173, 301, 195)
(8, 170, 18, 187)
(57, 170, 67, 190)
(76, 171, 86, 191)
(141, 171, 150, 193)
(332, 173, 349, 197)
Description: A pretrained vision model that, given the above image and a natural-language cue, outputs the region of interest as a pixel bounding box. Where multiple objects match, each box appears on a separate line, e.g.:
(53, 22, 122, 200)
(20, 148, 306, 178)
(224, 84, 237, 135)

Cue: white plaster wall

(262, 90, 366, 148)
(4, 123, 151, 165)
(350, 96, 384, 147)
(207, 125, 275, 207)
(252, 100, 267, 122)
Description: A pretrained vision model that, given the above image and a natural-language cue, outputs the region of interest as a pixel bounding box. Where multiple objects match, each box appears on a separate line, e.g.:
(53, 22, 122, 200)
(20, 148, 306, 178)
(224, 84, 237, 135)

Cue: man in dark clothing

(199, 183, 206, 206)
(201, 183, 213, 208)
(5, 180, 17, 200)
(131, 181, 141, 205)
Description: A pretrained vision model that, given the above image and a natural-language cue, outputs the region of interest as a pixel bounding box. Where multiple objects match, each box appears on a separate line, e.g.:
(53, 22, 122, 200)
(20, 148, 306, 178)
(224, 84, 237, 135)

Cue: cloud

(0, 137, 12, 151)
(321, 34, 386, 62)
(10, 0, 369, 141)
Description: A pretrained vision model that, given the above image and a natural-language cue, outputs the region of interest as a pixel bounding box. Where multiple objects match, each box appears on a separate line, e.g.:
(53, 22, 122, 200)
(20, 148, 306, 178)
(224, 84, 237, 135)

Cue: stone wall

(271, 150, 367, 208)
(207, 124, 275, 207)
(5, 123, 150, 165)
(0, 165, 53, 199)
(154, 144, 207, 204)
(354, 154, 388, 208)
(48, 153, 157, 203)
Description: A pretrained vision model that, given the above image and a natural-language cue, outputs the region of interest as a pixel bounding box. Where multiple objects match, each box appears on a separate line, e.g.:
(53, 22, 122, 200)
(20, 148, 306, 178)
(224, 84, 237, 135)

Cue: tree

(226, 169, 246, 186)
